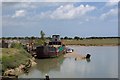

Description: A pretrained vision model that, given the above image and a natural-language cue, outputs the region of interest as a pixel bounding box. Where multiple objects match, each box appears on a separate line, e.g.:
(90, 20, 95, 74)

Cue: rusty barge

(36, 35, 66, 58)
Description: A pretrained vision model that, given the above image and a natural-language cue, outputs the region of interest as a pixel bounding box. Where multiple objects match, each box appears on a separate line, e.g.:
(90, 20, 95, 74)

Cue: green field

(62, 38, 120, 46)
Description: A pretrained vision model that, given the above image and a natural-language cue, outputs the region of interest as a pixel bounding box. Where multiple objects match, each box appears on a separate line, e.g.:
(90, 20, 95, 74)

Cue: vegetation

(11, 43, 23, 49)
(1, 43, 32, 72)
(35, 30, 46, 45)
(1, 36, 120, 40)
(40, 30, 45, 40)
(1, 35, 120, 46)
(62, 38, 120, 46)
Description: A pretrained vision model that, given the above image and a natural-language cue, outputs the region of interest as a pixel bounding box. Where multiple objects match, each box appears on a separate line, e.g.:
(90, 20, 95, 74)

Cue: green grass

(1, 43, 32, 72)
(11, 43, 23, 49)
(62, 38, 120, 46)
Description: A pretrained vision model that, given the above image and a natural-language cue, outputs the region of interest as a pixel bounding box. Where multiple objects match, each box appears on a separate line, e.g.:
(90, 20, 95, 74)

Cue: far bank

(1, 37, 120, 46)
(62, 38, 120, 46)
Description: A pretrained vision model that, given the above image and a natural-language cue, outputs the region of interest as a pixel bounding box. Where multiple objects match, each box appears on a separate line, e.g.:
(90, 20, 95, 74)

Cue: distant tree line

(1, 36, 40, 40)
(1, 36, 120, 40)
(85, 37, 120, 39)
(1, 36, 52, 40)
(61, 36, 120, 40)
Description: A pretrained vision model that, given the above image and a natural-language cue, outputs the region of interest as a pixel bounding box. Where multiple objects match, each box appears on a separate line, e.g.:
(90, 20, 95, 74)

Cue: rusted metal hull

(36, 46, 66, 58)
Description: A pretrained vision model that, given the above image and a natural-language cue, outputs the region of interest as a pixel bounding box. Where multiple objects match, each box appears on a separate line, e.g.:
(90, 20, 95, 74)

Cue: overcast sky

(2, 0, 119, 37)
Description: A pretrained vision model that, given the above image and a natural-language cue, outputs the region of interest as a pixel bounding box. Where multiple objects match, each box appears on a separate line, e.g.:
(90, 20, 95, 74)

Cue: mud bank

(3, 58, 36, 77)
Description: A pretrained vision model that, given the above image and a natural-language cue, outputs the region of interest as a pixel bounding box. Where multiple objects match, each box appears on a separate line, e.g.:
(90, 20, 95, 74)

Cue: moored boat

(66, 48, 74, 53)
(36, 35, 66, 58)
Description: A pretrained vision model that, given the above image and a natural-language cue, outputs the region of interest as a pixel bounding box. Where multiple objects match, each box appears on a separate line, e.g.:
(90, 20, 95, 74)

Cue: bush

(11, 43, 23, 49)
(35, 39, 45, 46)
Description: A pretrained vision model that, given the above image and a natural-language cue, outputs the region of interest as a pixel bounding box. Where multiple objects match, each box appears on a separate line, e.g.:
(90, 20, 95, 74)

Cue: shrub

(11, 43, 23, 49)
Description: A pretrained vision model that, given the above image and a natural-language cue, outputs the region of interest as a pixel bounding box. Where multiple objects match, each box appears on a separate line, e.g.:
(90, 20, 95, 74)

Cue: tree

(38, 30, 46, 45)
(25, 36, 30, 40)
(31, 36, 35, 39)
(40, 30, 45, 40)
(68, 37, 73, 40)
(64, 36, 69, 39)
(74, 36, 80, 40)
(61, 37, 64, 40)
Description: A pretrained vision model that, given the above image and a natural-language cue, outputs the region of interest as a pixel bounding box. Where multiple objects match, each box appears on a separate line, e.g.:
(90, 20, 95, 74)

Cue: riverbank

(62, 38, 120, 46)
(1, 43, 37, 77)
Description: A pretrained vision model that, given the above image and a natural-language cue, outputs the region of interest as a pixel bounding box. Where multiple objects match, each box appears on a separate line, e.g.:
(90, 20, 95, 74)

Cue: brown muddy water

(19, 46, 118, 78)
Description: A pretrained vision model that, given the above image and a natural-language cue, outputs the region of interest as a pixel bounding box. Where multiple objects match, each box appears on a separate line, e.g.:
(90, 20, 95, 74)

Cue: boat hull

(36, 45, 66, 58)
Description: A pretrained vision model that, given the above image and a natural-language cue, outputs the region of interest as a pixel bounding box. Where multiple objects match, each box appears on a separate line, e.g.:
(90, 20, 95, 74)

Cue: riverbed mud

(64, 52, 86, 60)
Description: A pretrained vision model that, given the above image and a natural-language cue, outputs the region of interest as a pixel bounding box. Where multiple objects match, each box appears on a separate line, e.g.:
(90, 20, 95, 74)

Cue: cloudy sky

(2, 0, 119, 37)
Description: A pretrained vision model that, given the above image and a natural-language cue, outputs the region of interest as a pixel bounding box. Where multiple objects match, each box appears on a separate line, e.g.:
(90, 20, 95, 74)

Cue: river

(19, 46, 118, 78)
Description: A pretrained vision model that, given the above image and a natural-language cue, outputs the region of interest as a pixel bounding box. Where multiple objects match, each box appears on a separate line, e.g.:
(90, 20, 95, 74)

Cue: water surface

(19, 46, 118, 78)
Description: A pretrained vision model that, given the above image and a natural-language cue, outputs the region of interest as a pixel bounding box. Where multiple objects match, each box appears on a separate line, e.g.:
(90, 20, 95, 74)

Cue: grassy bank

(1, 43, 33, 75)
(62, 38, 120, 46)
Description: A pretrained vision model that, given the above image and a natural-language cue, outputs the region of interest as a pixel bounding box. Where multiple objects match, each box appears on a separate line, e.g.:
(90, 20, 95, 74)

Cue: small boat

(36, 35, 66, 58)
(66, 48, 74, 53)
